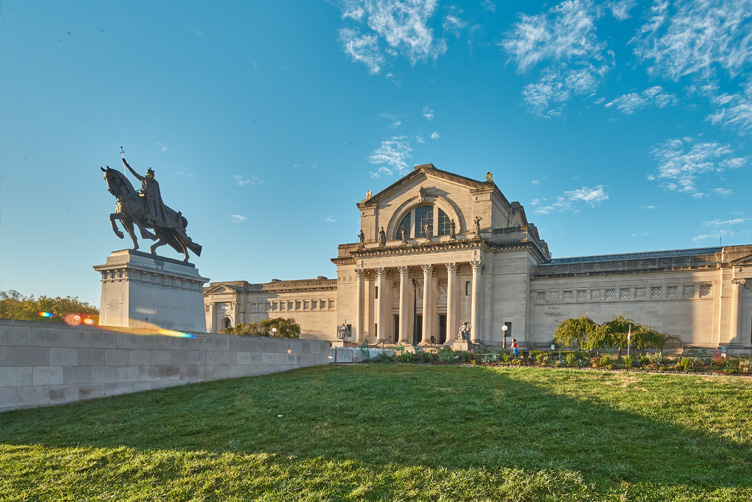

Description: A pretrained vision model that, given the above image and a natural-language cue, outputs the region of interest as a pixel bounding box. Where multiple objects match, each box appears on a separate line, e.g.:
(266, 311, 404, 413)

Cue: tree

(594, 315, 634, 358)
(223, 317, 301, 338)
(0, 290, 98, 324)
(553, 314, 597, 348)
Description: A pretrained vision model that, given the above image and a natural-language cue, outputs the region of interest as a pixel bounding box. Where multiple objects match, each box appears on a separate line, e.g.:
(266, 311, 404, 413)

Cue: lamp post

(271, 327, 277, 337)
(501, 324, 508, 349)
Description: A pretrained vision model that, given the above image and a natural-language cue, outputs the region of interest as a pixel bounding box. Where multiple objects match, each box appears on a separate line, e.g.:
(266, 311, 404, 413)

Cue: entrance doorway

(438, 314, 447, 344)
(393, 315, 400, 343)
(416, 315, 423, 344)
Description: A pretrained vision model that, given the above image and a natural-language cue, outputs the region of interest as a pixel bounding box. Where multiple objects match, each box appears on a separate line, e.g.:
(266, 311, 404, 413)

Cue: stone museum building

(204, 163, 752, 352)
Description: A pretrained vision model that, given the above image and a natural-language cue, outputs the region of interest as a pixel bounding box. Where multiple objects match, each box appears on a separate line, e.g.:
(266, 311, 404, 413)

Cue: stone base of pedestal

(451, 340, 474, 351)
(94, 250, 209, 333)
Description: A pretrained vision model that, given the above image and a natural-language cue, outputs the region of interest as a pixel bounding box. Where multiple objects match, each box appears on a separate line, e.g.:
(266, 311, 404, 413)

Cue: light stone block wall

(0, 319, 330, 412)
(528, 269, 724, 348)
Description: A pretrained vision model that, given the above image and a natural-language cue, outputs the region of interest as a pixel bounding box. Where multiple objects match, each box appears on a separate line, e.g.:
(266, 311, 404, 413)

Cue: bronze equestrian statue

(101, 157, 202, 261)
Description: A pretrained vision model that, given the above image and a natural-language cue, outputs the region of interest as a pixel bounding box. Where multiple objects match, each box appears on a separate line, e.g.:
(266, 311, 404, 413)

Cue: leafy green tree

(0, 290, 98, 324)
(223, 317, 300, 338)
(553, 314, 597, 348)
(595, 315, 635, 358)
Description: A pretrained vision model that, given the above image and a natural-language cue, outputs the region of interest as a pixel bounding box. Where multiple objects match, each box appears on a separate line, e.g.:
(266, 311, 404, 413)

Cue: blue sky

(2, 0, 751, 307)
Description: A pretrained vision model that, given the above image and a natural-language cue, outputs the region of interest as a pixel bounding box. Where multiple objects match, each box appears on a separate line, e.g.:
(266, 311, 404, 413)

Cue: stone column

(374, 268, 386, 342)
(470, 260, 482, 344)
(421, 264, 433, 344)
(445, 262, 457, 344)
(398, 266, 410, 344)
(730, 279, 746, 344)
(355, 269, 364, 342)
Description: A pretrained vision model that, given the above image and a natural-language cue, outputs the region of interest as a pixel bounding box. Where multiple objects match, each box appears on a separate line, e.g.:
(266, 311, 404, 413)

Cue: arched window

(437, 208, 450, 236)
(223, 317, 232, 330)
(397, 212, 411, 240)
(415, 206, 433, 238)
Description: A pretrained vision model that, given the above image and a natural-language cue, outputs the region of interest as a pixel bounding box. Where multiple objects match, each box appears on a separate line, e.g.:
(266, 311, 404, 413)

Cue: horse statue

(101, 166, 202, 261)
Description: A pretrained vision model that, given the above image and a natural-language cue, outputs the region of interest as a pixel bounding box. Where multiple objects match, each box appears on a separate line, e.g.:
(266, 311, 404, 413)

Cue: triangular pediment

(204, 283, 242, 295)
(359, 164, 492, 208)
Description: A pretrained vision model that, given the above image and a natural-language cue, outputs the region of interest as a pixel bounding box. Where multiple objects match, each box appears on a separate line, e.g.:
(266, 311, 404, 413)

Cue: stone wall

(0, 319, 330, 412)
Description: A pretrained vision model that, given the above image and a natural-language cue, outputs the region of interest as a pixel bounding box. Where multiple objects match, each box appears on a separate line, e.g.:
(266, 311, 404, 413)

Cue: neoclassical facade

(204, 163, 752, 353)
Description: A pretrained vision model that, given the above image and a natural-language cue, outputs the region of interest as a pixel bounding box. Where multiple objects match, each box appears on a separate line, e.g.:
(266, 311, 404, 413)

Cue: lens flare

(93, 319, 194, 338)
(38, 312, 53, 318)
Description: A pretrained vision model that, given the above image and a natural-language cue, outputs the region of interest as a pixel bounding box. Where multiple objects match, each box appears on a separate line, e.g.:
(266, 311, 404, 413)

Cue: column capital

(470, 260, 483, 271)
(355, 269, 365, 278)
(374, 267, 386, 278)
(732, 278, 747, 285)
(397, 265, 409, 276)
(421, 263, 432, 273)
(445, 262, 457, 273)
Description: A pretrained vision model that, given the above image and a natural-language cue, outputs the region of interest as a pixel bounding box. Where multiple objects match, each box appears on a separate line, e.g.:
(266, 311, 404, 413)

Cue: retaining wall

(0, 319, 330, 412)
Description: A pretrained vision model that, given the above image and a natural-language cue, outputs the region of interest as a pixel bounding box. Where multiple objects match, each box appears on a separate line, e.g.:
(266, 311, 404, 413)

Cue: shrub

(396, 352, 418, 363)
(502, 353, 510, 363)
(536, 353, 546, 365)
(738, 357, 752, 373)
(676, 357, 703, 372)
(370, 352, 395, 363)
(436, 346, 455, 364)
(640, 356, 650, 367)
(459, 351, 474, 363)
(623, 355, 633, 371)
(418, 351, 435, 363)
(566, 353, 576, 367)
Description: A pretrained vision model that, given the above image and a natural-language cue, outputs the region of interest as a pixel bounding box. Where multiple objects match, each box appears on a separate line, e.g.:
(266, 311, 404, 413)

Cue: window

(375, 286, 379, 299)
(620, 288, 630, 299)
(700, 284, 711, 297)
(397, 213, 411, 239)
(465, 281, 472, 296)
(415, 206, 433, 237)
(537, 291, 546, 301)
(223, 317, 231, 330)
(437, 209, 451, 235)
(563, 291, 573, 301)
(651, 287, 662, 298)
(577, 290, 586, 300)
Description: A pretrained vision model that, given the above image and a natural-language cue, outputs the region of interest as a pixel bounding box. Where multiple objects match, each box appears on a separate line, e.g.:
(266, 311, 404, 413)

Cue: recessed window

(465, 281, 471, 296)
(415, 206, 433, 237)
(437, 209, 450, 236)
(397, 213, 411, 239)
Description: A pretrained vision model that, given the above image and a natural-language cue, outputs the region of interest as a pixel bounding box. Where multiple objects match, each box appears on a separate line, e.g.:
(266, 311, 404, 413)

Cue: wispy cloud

(338, 0, 447, 74)
(380, 112, 402, 128)
(605, 0, 636, 20)
(232, 174, 265, 186)
(632, 0, 752, 81)
(502, 0, 613, 117)
(693, 229, 734, 242)
(703, 217, 748, 227)
(533, 184, 608, 214)
(605, 85, 677, 115)
(422, 106, 434, 121)
(708, 80, 752, 134)
(173, 170, 195, 178)
(339, 29, 385, 74)
(325, 216, 337, 223)
(648, 137, 747, 195)
(430, 131, 440, 139)
(443, 13, 467, 37)
(481, 0, 495, 13)
(368, 135, 412, 177)
(155, 141, 168, 152)
(231, 214, 247, 224)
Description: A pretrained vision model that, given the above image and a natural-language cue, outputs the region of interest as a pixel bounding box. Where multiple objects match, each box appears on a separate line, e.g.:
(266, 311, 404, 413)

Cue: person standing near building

(512, 338, 519, 357)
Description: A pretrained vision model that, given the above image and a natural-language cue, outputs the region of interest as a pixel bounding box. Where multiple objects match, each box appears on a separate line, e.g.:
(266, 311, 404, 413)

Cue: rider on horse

(122, 157, 177, 228)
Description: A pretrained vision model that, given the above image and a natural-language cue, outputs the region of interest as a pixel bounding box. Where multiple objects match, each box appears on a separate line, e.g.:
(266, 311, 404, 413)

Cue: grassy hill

(1, 364, 751, 501)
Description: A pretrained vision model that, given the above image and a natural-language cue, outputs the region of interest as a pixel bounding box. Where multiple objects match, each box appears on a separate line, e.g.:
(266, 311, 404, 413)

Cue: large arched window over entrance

(222, 317, 232, 331)
(396, 205, 453, 239)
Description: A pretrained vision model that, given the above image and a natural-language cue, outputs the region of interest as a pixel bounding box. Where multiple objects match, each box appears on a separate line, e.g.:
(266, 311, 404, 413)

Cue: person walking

(512, 338, 519, 357)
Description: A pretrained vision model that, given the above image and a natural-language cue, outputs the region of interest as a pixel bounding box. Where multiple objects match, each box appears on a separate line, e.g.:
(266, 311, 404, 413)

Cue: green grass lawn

(1, 365, 751, 501)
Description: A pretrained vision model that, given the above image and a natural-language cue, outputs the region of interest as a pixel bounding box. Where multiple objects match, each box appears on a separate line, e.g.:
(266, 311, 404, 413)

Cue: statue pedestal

(94, 250, 209, 333)
(451, 340, 474, 352)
